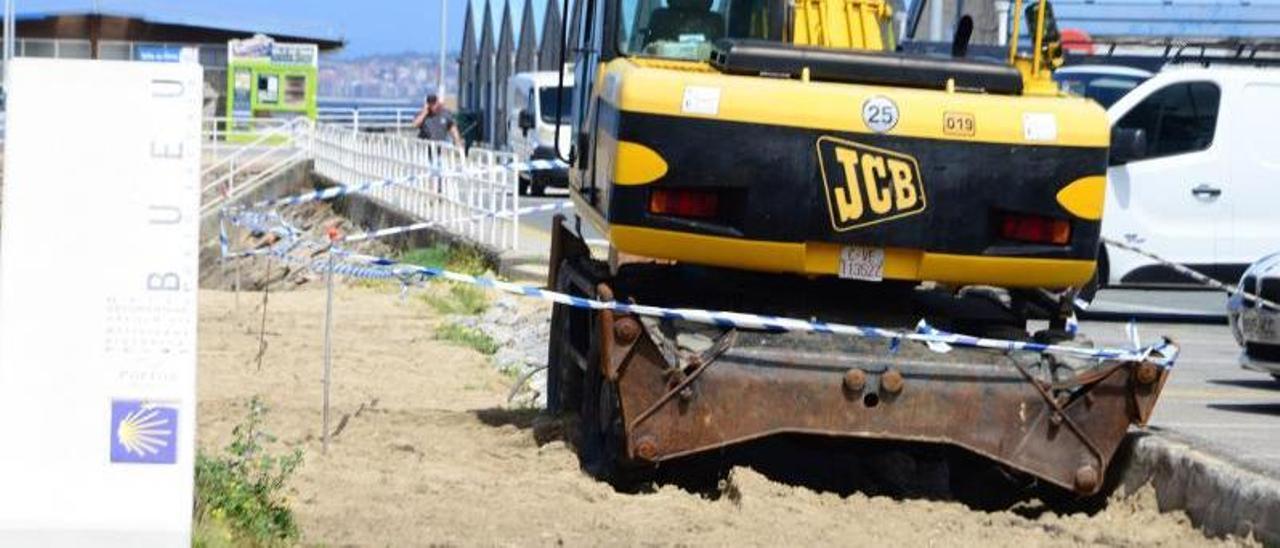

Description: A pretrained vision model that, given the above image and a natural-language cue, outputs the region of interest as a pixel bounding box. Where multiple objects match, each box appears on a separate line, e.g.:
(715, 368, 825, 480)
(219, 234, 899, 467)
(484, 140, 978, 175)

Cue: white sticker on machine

(682, 86, 721, 116)
(1022, 112, 1058, 142)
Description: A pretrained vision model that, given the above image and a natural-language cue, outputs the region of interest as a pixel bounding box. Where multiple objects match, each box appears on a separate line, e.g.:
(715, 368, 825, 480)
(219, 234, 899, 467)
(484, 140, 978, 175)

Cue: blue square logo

(110, 400, 178, 464)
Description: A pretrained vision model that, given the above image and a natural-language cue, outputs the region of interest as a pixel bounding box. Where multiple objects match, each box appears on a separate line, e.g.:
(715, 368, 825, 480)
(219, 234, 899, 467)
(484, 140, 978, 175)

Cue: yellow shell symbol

(116, 406, 173, 457)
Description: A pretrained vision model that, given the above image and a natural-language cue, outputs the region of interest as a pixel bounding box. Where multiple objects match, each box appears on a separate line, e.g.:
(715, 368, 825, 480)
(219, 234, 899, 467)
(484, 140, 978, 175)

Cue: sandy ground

(198, 287, 1252, 547)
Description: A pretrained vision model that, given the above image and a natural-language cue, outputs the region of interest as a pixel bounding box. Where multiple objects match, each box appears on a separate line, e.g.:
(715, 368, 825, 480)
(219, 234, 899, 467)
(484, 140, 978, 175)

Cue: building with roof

(2, 11, 344, 114)
(459, 0, 577, 146)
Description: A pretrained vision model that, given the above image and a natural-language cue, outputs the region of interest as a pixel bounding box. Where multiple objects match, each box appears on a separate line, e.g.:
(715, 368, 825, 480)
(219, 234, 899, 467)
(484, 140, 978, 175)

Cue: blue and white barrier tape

(223, 199, 575, 246)
(321, 249, 1178, 366)
(314, 260, 399, 279)
(219, 228, 1177, 366)
(218, 193, 1176, 366)
(505, 159, 569, 172)
(233, 161, 565, 216)
(240, 175, 414, 211)
(218, 214, 230, 257)
(342, 198, 573, 243)
(1102, 237, 1280, 312)
(225, 209, 290, 234)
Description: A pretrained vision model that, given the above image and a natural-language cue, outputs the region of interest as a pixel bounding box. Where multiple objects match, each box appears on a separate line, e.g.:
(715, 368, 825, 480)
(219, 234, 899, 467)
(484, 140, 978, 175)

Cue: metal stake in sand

(254, 254, 272, 370)
(322, 225, 339, 455)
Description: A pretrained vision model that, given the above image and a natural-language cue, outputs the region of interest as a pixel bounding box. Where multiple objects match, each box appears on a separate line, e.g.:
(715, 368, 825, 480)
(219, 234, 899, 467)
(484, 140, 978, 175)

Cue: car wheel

(518, 177, 531, 196)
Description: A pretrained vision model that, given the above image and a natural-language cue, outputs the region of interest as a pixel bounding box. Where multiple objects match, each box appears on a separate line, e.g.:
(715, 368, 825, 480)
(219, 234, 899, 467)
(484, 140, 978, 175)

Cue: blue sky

(16, 0, 474, 56)
(16, 0, 1280, 56)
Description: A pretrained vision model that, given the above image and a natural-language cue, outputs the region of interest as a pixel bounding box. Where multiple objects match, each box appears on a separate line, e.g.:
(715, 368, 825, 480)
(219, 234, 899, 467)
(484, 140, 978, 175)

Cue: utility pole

(439, 0, 447, 100)
(4, 0, 14, 104)
(4, 0, 14, 63)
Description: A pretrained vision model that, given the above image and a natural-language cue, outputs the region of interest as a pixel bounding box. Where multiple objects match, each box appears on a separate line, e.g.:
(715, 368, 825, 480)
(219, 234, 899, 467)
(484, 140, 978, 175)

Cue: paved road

(1091, 288, 1227, 317)
(517, 193, 1276, 476)
(1089, 321, 1280, 478)
(519, 189, 601, 247)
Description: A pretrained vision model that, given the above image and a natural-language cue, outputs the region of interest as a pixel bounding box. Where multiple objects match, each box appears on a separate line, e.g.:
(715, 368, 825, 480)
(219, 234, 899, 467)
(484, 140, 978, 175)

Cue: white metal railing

(310, 124, 520, 251)
(317, 107, 420, 133)
(200, 118, 312, 214)
(202, 117, 294, 145)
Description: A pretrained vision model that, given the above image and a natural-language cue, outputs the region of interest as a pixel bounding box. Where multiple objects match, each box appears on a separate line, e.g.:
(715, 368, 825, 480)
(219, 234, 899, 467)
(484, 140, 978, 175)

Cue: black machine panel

(601, 109, 1106, 261)
(710, 39, 1025, 95)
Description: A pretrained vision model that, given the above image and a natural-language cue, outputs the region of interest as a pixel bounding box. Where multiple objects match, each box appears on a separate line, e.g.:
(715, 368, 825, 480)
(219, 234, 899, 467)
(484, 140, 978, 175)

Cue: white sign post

(0, 58, 201, 546)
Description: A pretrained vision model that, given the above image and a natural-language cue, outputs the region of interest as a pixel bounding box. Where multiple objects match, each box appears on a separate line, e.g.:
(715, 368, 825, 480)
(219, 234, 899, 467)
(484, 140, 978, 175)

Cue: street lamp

(439, 0, 447, 100)
(4, 0, 14, 106)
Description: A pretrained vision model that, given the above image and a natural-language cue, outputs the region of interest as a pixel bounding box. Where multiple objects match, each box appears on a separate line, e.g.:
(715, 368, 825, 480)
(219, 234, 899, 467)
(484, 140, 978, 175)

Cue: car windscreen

(1055, 73, 1148, 107)
(538, 86, 574, 124)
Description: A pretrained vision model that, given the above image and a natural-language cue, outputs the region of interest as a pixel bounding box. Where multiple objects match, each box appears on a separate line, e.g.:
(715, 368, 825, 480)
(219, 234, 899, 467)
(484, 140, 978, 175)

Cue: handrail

(201, 117, 310, 180)
(200, 118, 313, 212)
(307, 123, 521, 251)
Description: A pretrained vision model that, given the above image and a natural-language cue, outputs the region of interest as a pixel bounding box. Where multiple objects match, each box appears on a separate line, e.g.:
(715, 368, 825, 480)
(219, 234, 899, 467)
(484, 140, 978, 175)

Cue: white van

(507, 71, 574, 196)
(1098, 65, 1280, 289)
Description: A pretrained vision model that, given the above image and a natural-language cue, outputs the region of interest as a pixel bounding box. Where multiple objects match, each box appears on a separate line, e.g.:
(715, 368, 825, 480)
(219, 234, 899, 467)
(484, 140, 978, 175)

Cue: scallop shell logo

(110, 400, 178, 464)
(117, 407, 173, 456)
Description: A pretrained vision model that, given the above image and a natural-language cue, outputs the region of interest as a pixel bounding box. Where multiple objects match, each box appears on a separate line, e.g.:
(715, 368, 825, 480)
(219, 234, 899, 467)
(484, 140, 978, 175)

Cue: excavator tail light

(649, 188, 720, 220)
(999, 212, 1071, 245)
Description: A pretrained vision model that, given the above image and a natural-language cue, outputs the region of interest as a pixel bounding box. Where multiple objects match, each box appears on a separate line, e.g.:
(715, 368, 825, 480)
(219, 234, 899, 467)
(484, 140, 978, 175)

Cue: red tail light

(649, 189, 719, 219)
(999, 213, 1071, 245)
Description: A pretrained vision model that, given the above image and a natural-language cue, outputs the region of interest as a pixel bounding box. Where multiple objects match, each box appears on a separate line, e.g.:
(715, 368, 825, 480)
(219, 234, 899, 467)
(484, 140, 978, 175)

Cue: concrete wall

(198, 159, 313, 288)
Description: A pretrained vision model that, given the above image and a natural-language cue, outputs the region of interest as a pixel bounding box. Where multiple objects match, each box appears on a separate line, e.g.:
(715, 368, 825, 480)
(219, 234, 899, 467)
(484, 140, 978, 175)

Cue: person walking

(413, 94, 464, 148)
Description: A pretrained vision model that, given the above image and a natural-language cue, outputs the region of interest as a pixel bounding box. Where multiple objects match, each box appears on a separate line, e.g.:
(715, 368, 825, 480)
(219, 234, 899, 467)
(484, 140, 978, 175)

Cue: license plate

(1242, 313, 1279, 341)
(839, 246, 885, 282)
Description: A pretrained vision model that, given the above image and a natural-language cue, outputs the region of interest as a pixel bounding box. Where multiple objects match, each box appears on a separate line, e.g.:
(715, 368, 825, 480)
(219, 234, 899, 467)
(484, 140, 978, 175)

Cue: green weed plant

(194, 397, 303, 547)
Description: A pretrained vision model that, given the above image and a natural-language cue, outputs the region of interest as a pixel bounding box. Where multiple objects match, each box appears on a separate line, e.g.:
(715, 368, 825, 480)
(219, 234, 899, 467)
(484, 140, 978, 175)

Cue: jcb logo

(816, 136, 927, 231)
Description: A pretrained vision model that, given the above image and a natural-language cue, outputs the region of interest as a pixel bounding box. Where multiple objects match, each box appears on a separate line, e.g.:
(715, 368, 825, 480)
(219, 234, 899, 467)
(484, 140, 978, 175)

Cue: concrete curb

(497, 252, 550, 284)
(1119, 432, 1280, 544)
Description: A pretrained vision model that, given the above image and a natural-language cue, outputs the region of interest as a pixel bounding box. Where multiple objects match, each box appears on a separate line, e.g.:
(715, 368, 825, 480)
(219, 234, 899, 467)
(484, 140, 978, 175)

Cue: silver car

(1228, 253, 1280, 381)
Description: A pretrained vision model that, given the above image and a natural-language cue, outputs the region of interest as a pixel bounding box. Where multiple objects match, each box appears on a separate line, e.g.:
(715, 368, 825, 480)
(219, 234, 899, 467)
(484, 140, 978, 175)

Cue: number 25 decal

(862, 96, 899, 133)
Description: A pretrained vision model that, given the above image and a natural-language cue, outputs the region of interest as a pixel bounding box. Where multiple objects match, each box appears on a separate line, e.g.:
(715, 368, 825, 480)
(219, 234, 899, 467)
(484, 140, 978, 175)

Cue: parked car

(1055, 64, 1153, 107)
(1092, 64, 1280, 295)
(506, 71, 574, 196)
(1227, 253, 1280, 381)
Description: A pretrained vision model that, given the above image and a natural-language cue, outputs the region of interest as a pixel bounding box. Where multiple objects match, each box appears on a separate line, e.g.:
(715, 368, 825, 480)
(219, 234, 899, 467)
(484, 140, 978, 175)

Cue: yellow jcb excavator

(543, 0, 1169, 502)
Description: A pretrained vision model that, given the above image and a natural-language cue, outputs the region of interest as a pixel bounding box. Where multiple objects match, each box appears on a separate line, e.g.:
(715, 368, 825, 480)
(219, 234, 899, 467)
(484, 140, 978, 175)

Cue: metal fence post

(322, 246, 335, 455)
(512, 164, 520, 250)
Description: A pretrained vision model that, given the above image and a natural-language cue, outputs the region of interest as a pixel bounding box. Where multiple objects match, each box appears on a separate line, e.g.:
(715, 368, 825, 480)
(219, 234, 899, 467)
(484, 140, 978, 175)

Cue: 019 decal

(816, 136, 927, 232)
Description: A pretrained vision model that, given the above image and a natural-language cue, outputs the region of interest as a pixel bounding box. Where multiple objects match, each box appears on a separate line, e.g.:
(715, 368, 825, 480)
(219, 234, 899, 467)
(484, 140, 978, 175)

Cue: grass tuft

(420, 283, 489, 315)
(435, 323, 500, 355)
(400, 243, 490, 276)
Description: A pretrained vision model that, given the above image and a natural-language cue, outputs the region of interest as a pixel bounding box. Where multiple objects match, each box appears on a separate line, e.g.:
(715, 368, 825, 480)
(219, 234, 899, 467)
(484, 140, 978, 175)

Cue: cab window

(1115, 82, 1220, 160)
(618, 0, 725, 60)
(618, 0, 796, 61)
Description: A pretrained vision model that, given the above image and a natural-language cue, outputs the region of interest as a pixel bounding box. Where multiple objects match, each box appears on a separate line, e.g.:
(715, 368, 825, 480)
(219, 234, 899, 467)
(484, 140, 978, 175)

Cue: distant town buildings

(317, 53, 459, 103)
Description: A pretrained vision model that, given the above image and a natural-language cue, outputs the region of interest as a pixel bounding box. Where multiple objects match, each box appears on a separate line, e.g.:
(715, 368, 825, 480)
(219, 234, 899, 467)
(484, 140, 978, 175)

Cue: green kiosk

(225, 34, 319, 142)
